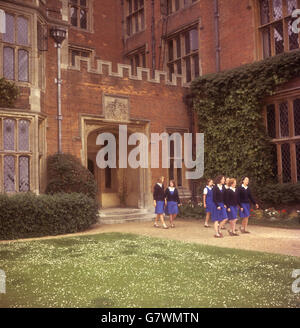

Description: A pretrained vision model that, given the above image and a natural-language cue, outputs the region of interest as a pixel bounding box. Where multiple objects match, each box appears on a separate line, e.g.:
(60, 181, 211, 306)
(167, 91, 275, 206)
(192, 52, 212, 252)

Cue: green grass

(0, 232, 299, 308)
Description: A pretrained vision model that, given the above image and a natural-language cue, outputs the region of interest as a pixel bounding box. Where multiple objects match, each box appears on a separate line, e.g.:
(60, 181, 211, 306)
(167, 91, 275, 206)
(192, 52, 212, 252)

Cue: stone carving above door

(104, 95, 129, 121)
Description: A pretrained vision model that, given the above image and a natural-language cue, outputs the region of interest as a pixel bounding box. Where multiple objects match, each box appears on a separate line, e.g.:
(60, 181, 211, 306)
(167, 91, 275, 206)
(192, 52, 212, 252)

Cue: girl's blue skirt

(212, 202, 228, 222)
(155, 201, 165, 214)
(227, 205, 238, 220)
(166, 201, 178, 215)
(206, 201, 214, 213)
(239, 202, 250, 218)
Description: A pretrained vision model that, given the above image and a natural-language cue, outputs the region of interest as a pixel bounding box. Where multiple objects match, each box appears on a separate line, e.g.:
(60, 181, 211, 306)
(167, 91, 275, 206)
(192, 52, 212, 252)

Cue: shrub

(178, 202, 205, 219)
(254, 183, 300, 206)
(0, 192, 99, 240)
(46, 153, 97, 199)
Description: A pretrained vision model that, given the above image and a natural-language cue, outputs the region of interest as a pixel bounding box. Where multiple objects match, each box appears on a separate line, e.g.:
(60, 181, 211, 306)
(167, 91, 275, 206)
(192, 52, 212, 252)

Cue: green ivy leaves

(190, 50, 300, 185)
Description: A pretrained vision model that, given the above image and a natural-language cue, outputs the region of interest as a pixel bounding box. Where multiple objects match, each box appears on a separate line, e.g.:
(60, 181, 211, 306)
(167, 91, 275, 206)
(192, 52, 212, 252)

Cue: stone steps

(97, 207, 155, 224)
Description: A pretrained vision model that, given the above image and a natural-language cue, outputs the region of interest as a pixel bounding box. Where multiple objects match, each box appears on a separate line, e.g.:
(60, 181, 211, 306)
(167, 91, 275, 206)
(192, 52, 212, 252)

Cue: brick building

(0, 0, 299, 209)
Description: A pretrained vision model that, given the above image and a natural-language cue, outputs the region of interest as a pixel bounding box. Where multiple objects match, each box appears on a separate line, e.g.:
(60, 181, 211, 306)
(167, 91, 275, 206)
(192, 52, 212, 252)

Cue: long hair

(169, 179, 176, 187)
(214, 175, 224, 185)
(240, 176, 248, 185)
(228, 178, 236, 187)
(157, 176, 164, 184)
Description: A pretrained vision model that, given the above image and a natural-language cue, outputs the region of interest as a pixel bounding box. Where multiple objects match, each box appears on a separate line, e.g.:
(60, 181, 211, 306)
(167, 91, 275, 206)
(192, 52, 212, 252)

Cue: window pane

(140, 9, 145, 30)
(80, 9, 87, 29)
(294, 99, 300, 136)
(288, 18, 299, 50)
(18, 120, 30, 151)
(168, 63, 174, 80)
(135, 54, 140, 69)
(281, 143, 291, 183)
(175, 0, 180, 11)
(190, 29, 198, 51)
(267, 104, 276, 138)
(279, 102, 289, 137)
(193, 54, 199, 78)
(3, 13, 15, 43)
(4, 155, 15, 192)
(168, 40, 174, 61)
(3, 47, 14, 80)
(18, 49, 29, 82)
(135, 13, 138, 32)
(262, 27, 271, 58)
(167, 0, 172, 14)
(142, 53, 146, 67)
(270, 143, 278, 179)
(4, 118, 15, 151)
(127, 16, 132, 35)
(185, 32, 190, 54)
(17, 16, 28, 46)
(70, 6, 77, 26)
(176, 36, 181, 58)
(134, 0, 138, 11)
(176, 60, 182, 74)
(128, 0, 132, 14)
(273, 0, 282, 20)
(80, 0, 87, 6)
(186, 56, 191, 82)
(169, 159, 174, 180)
(177, 168, 182, 186)
(287, 0, 297, 14)
(296, 143, 300, 182)
(139, 0, 144, 8)
(19, 156, 30, 192)
(274, 21, 284, 55)
(260, 0, 270, 25)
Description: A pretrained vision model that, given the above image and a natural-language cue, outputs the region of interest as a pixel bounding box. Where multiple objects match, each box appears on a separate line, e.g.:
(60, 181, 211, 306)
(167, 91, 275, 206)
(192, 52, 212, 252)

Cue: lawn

(0, 232, 299, 308)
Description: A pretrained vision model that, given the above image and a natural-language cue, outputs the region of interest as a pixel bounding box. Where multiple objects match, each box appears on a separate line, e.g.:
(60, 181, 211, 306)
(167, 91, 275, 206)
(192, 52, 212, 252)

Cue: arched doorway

(85, 120, 151, 209)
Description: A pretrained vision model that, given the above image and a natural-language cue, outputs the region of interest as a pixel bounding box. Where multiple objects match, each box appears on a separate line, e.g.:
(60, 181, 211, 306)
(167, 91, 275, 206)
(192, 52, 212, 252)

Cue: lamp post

(50, 27, 66, 154)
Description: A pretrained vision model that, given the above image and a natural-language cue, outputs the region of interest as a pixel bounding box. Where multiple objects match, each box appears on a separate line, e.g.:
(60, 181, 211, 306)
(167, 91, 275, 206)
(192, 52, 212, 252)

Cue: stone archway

(81, 117, 151, 210)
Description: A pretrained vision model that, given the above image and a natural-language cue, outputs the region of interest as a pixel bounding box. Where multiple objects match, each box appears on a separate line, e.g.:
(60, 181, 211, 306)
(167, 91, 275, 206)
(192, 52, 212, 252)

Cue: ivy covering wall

(190, 50, 300, 185)
(0, 78, 19, 108)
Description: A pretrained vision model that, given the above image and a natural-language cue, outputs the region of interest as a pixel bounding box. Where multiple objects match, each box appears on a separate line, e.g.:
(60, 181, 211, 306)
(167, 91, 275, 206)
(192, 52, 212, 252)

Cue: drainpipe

(50, 27, 67, 153)
(151, 0, 156, 77)
(214, 0, 221, 72)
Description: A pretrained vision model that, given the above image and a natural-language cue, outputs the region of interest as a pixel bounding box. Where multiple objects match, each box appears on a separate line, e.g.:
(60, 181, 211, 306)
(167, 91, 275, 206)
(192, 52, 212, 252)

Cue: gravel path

(1, 219, 299, 257)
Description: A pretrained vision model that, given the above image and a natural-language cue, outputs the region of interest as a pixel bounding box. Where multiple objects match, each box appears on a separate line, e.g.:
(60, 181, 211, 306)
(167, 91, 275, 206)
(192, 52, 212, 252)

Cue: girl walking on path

(225, 178, 239, 236)
(153, 176, 168, 229)
(164, 180, 181, 228)
(203, 179, 214, 228)
(237, 176, 259, 234)
(212, 176, 228, 238)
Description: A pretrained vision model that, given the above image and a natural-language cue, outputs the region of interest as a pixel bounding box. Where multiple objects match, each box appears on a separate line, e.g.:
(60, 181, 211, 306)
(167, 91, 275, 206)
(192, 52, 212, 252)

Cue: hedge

(46, 153, 97, 199)
(254, 183, 300, 207)
(0, 192, 99, 240)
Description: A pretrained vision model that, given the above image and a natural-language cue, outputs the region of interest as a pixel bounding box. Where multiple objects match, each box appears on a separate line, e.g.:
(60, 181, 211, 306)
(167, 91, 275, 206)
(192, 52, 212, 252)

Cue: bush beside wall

(0, 193, 99, 240)
(46, 153, 97, 199)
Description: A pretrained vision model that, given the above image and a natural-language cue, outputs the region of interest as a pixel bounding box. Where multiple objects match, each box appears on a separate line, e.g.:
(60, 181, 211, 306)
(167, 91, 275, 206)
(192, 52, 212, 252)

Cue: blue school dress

(211, 185, 228, 222)
(165, 188, 180, 215)
(204, 186, 213, 213)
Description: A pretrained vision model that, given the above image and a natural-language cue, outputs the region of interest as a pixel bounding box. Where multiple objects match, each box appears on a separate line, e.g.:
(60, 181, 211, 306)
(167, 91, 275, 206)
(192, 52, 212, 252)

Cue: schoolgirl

(237, 176, 259, 233)
(211, 175, 228, 238)
(225, 178, 239, 236)
(164, 179, 181, 228)
(153, 176, 168, 229)
(203, 179, 214, 228)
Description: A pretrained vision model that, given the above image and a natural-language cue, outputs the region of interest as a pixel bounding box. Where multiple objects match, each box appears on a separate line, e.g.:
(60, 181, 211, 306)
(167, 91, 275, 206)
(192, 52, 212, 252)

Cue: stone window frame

(125, 45, 147, 75)
(0, 10, 32, 85)
(263, 92, 300, 183)
(125, 0, 145, 37)
(165, 23, 200, 83)
(164, 0, 199, 15)
(0, 115, 33, 193)
(68, 0, 92, 31)
(68, 45, 94, 66)
(256, 0, 300, 59)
